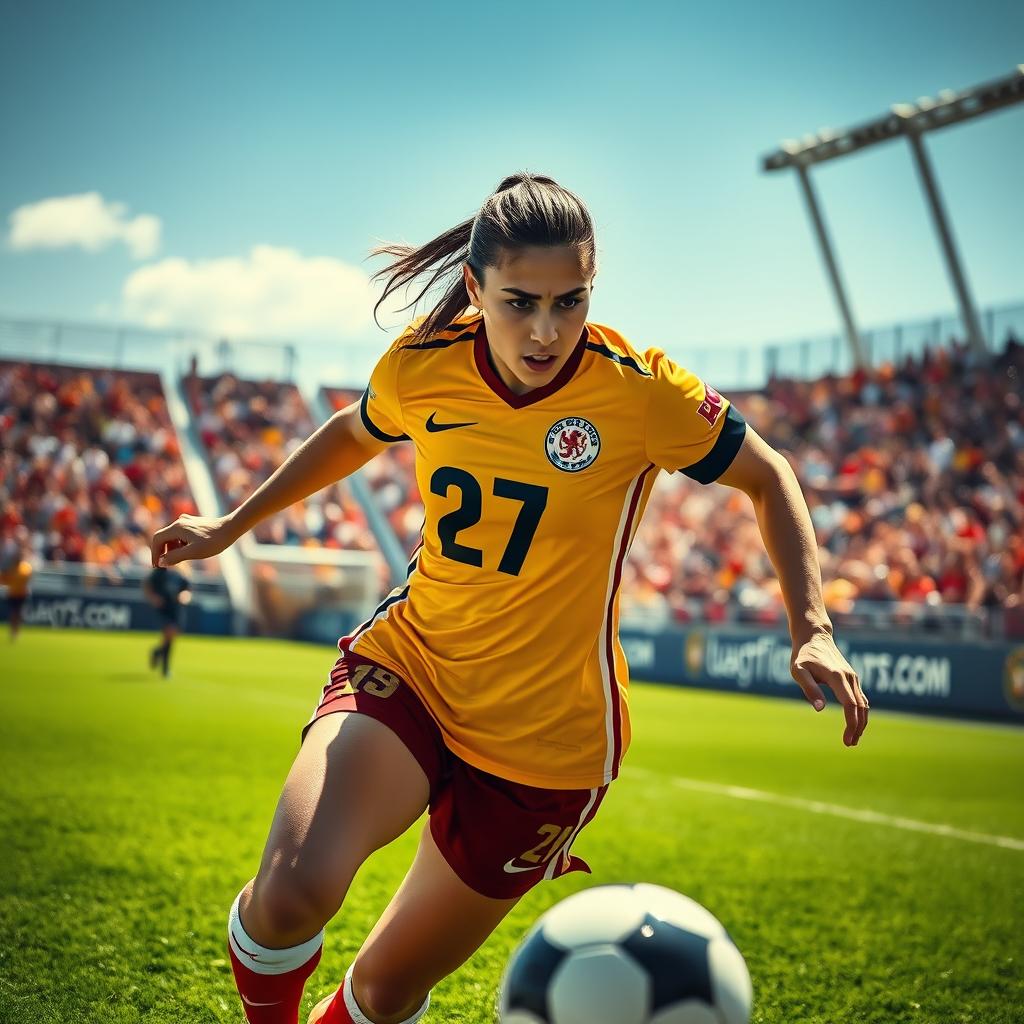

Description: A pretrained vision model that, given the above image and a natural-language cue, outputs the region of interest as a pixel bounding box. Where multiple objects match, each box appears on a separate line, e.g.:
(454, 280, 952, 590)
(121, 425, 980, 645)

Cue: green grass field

(1, 629, 1022, 1024)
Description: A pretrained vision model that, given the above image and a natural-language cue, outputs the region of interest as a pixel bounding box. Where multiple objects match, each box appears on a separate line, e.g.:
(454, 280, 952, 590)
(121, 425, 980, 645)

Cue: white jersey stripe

(544, 786, 600, 880)
(597, 468, 651, 782)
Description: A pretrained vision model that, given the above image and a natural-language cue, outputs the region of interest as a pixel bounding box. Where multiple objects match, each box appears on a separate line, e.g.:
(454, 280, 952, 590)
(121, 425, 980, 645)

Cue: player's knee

(248, 869, 340, 945)
(351, 961, 428, 1024)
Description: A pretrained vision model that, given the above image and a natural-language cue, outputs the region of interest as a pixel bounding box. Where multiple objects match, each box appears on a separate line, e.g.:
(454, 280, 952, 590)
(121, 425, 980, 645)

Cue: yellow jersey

(348, 310, 745, 788)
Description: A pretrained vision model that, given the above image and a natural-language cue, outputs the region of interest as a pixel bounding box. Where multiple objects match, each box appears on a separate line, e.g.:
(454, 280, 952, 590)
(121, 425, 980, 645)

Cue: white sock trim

(343, 963, 430, 1024)
(228, 890, 324, 977)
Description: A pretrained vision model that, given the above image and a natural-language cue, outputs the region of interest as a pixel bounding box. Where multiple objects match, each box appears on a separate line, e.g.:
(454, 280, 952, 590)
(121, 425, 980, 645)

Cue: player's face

(464, 245, 592, 396)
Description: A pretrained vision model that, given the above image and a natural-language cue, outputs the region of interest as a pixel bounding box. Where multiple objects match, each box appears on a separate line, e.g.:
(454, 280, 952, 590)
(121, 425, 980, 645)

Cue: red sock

(318, 965, 430, 1024)
(318, 987, 354, 1023)
(228, 891, 325, 1024)
(228, 941, 323, 1024)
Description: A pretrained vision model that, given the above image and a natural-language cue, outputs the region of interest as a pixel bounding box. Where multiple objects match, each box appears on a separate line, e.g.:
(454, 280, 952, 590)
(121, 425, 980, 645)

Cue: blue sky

(1, 0, 1021, 386)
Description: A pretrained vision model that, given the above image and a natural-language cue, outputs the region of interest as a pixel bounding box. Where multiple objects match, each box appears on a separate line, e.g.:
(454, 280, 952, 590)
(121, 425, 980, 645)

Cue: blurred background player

(143, 562, 191, 677)
(1, 532, 33, 643)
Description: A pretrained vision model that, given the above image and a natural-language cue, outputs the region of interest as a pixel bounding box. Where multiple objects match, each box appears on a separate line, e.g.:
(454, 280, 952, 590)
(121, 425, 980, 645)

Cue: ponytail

(369, 172, 596, 344)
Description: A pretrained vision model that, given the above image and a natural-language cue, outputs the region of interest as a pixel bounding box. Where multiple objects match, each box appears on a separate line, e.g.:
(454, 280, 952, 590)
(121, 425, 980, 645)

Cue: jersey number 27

(431, 466, 548, 577)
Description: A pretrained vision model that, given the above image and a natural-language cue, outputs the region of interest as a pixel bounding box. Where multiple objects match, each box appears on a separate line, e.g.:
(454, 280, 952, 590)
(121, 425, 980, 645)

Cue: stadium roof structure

(762, 66, 1024, 367)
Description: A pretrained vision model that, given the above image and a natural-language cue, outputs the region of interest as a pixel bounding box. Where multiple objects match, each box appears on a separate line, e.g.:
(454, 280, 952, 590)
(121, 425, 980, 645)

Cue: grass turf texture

(0, 629, 1021, 1024)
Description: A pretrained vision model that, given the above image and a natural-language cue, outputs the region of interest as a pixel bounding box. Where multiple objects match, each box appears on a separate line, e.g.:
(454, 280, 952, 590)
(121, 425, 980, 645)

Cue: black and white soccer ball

(498, 883, 752, 1024)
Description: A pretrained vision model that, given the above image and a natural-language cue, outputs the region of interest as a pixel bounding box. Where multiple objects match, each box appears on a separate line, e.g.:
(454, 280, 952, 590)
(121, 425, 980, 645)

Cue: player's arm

(716, 425, 868, 747)
(151, 401, 390, 567)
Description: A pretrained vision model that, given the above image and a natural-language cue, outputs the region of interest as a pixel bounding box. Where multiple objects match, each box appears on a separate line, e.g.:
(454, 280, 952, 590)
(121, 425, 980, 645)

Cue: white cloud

(120, 244, 377, 338)
(8, 192, 161, 259)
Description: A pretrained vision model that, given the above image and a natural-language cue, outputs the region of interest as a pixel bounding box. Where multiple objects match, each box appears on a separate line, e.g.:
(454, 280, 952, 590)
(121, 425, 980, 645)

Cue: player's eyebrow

(501, 286, 587, 300)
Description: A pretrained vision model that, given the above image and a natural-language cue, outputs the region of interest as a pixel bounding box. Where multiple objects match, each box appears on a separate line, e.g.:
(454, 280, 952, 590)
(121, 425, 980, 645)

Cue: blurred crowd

(186, 372, 387, 585)
(4, 332, 1021, 636)
(0, 361, 210, 578)
(624, 334, 1024, 632)
(322, 388, 424, 555)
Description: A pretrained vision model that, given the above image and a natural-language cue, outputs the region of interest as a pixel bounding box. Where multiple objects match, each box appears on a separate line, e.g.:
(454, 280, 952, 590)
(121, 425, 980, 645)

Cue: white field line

(622, 766, 1024, 852)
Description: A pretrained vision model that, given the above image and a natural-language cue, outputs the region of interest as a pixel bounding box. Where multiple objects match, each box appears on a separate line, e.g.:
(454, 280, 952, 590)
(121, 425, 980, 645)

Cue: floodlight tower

(763, 66, 1024, 367)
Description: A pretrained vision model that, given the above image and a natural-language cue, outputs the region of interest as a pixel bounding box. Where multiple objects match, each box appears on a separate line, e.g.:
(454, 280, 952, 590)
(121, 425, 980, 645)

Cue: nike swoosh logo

(241, 995, 281, 1007)
(426, 412, 477, 433)
(503, 859, 544, 874)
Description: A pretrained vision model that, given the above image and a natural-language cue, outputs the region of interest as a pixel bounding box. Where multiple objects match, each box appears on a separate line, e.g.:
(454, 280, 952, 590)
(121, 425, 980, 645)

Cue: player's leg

(8, 597, 24, 641)
(312, 824, 519, 1024)
(229, 711, 430, 1024)
(159, 622, 178, 676)
(149, 619, 168, 670)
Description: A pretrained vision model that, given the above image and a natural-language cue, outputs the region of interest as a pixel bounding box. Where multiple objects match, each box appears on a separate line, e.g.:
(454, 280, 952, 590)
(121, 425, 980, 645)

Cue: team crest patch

(545, 417, 600, 472)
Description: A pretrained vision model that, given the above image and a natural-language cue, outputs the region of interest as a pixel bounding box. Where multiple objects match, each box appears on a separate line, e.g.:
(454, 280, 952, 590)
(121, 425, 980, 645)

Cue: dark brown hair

(369, 172, 596, 343)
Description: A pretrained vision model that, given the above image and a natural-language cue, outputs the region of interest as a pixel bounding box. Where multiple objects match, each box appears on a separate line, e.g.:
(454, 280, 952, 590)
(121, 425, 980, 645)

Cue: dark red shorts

(302, 648, 608, 900)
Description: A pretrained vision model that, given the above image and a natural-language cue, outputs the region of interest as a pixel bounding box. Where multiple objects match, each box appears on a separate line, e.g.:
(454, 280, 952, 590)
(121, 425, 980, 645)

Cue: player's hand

(151, 513, 237, 568)
(790, 630, 868, 747)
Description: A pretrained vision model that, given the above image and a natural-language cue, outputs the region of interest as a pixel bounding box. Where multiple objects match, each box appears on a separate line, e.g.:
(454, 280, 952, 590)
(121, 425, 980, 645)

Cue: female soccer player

(151, 173, 868, 1024)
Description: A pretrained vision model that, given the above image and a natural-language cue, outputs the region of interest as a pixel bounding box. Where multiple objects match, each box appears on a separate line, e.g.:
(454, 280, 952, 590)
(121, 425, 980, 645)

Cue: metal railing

(621, 598, 1010, 641)
(25, 564, 230, 605)
(761, 301, 1024, 383)
(0, 317, 299, 381)
(4, 301, 1023, 395)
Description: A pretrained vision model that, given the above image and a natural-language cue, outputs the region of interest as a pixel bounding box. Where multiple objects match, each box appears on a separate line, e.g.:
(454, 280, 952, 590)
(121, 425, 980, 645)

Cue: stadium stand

(626, 334, 1023, 633)
(4, 331, 1020, 638)
(0, 360, 219, 578)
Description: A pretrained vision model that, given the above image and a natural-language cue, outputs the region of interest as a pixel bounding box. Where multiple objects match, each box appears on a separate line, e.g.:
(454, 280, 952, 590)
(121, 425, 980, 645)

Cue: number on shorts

(350, 663, 400, 698)
(519, 824, 575, 864)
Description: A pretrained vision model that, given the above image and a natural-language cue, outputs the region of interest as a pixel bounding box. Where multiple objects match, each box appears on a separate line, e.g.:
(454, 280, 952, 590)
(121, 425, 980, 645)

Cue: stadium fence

(3, 301, 1021, 393)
